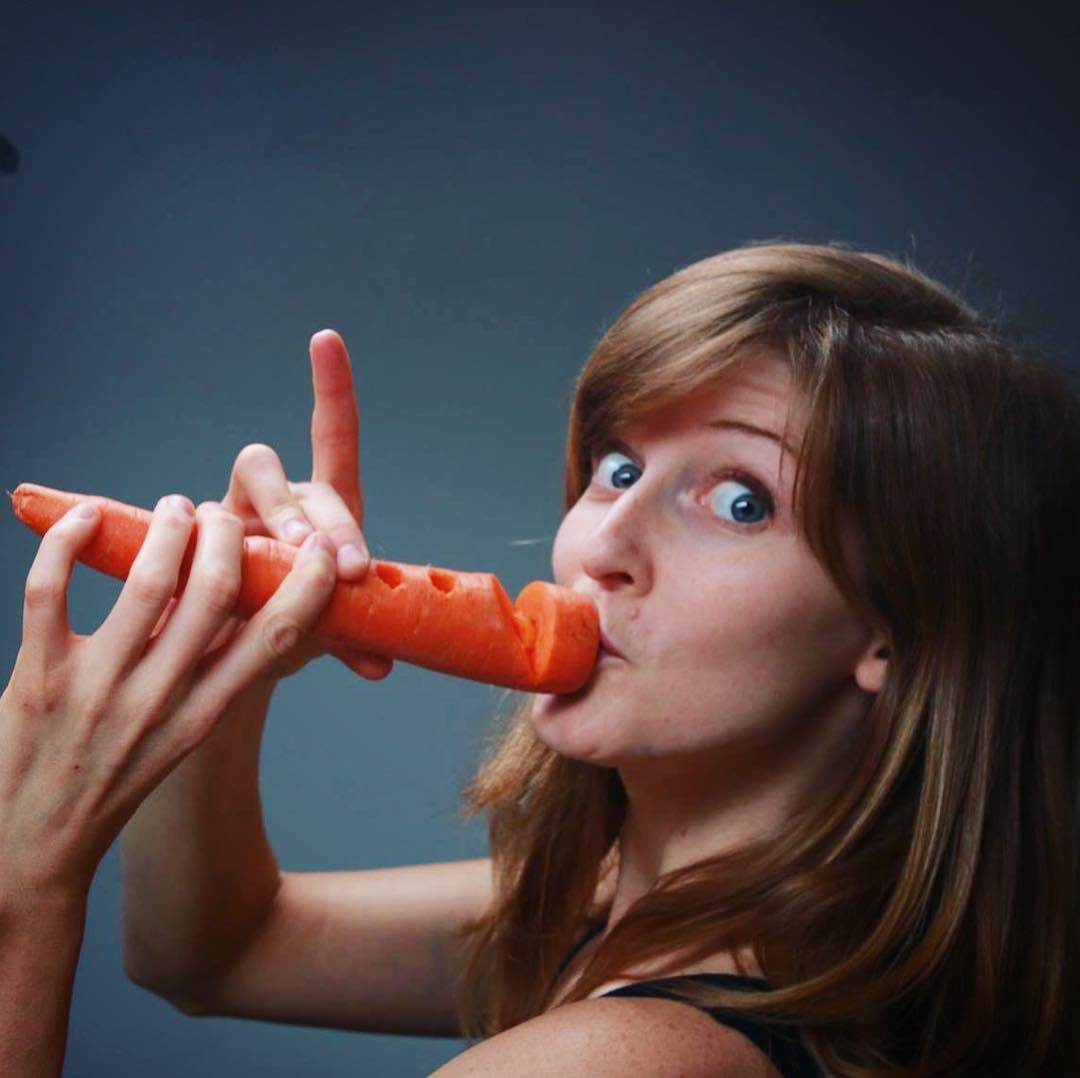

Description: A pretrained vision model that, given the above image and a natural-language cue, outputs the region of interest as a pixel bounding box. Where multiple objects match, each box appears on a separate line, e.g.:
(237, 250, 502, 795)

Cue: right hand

(150, 329, 394, 684)
(0, 494, 341, 899)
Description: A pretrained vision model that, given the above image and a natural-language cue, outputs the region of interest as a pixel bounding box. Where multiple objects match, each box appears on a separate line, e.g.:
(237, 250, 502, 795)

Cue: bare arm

(185, 856, 493, 1037)
(0, 892, 86, 1078)
(122, 684, 495, 1038)
(120, 676, 282, 1002)
(123, 683, 494, 1038)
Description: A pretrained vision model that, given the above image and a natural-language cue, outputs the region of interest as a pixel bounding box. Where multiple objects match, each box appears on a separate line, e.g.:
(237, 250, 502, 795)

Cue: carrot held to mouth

(9, 483, 600, 694)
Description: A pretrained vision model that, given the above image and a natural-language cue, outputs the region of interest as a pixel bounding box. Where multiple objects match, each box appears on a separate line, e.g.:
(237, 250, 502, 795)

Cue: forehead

(625, 354, 805, 452)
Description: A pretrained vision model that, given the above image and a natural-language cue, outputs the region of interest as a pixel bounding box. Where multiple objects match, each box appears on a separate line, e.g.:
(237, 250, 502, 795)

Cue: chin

(529, 695, 624, 766)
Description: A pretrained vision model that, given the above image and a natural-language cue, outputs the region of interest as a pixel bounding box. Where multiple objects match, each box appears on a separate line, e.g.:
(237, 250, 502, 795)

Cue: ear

(853, 629, 890, 694)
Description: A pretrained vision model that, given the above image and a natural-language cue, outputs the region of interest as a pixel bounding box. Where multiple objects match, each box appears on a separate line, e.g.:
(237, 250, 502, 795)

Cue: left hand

(150, 329, 393, 683)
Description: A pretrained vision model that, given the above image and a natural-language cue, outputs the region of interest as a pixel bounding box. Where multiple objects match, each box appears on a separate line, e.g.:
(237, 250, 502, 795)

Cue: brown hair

(452, 241, 1080, 1075)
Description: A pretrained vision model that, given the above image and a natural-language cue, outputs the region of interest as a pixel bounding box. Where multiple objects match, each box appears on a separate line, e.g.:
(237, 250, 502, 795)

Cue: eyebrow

(704, 419, 798, 458)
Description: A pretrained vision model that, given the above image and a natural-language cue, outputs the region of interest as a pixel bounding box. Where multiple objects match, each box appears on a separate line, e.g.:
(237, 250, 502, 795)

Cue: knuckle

(72, 679, 111, 726)
(318, 429, 354, 452)
(121, 673, 173, 727)
(40, 669, 69, 715)
(262, 613, 302, 658)
(198, 565, 241, 614)
(12, 680, 47, 720)
(102, 722, 144, 772)
(63, 656, 108, 721)
(214, 505, 244, 530)
(277, 504, 307, 527)
(329, 522, 360, 546)
(128, 566, 177, 608)
(24, 572, 62, 611)
(172, 706, 219, 758)
(299, 552, 335, 588)
(197, 501, 242, 530)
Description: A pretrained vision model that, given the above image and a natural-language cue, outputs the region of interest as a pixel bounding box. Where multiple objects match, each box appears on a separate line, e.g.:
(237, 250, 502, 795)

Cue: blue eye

(593, 449, 641, 490)
(709, 475, 772, 526)
(591, 449, 774, 529)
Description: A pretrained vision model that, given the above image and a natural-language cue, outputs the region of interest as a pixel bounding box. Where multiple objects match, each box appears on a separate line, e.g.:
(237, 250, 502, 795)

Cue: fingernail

(168, 495, 194, 517)
(285, 518, 312, 543)
(72, 502, 98, 520)
(337, 543, 367, 574)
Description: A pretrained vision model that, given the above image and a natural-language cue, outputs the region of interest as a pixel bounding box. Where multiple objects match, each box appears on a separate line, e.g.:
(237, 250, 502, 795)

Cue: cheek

(719, 573, 868, 711)
(663, 554, 857, 678)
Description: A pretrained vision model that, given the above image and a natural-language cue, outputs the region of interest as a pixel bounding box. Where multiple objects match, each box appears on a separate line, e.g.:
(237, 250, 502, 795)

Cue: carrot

(8, 483, 599, 693)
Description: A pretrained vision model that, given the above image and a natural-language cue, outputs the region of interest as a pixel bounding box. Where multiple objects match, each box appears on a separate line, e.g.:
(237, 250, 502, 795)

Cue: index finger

(309, 329, 362, 523)
(19, 501, 100, 671)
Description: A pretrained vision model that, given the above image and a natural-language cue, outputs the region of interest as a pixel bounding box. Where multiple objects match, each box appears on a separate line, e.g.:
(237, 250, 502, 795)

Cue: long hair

(451, 241, 1080, 1075)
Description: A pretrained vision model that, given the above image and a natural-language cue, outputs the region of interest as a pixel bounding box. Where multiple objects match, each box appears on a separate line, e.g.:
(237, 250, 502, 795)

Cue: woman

(448, 243, 1080, 1075)
(2, 242, 1076, 1076)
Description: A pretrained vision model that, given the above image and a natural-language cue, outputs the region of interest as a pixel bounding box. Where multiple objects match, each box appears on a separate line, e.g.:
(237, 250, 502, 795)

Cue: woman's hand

(0, 492, 343, 903)
(153, 329, 395, 684)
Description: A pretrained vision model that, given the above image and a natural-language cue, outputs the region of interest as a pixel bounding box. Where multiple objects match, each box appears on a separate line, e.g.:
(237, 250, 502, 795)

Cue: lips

(598, 629, 626, 660)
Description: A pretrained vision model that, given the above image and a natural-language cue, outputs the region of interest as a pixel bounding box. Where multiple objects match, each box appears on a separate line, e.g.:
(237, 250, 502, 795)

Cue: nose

(578, 476, 656, 594)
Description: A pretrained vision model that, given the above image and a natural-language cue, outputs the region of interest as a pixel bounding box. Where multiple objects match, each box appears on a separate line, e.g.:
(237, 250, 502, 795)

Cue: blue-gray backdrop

(2, 2, 1077, 1075)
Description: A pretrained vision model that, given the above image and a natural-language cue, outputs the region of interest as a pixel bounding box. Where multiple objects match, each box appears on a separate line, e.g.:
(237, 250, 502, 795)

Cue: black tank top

(554, 924, 825, 1078)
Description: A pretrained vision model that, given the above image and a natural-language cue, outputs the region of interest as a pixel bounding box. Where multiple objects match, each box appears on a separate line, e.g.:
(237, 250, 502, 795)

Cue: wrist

(0, 880, 88, 931)
(0, 881, 88, 1078)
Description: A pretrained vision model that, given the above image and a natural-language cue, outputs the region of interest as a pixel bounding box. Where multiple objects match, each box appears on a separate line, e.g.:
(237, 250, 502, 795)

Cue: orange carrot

(9, 483, 599, 693)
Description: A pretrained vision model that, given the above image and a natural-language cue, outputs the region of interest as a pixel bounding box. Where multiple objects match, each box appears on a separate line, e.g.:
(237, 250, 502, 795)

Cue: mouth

(598, 629, 626, 661)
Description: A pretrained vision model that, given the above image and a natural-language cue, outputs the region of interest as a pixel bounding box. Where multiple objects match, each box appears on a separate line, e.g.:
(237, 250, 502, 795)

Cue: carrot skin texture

(9, 483, 599, 693)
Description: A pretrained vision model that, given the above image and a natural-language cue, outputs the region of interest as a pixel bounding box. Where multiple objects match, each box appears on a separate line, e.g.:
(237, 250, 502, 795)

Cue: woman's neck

(606, 676, 875, 931)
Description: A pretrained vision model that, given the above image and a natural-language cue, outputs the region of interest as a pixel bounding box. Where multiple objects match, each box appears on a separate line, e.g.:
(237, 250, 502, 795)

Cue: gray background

(1, 2, 1076, 1075)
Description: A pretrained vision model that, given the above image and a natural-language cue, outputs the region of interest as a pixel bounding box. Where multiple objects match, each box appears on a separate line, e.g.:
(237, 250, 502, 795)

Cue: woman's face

(532, 354, 881, 774)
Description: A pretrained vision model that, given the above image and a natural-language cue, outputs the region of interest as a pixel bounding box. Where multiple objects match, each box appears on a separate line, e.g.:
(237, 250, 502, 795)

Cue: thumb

(329, 645, 394, 681)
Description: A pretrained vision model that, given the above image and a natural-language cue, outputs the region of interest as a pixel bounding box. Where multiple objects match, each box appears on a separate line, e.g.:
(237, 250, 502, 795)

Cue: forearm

(0, 891, 86, 1078)
(120, 677, 282, 999)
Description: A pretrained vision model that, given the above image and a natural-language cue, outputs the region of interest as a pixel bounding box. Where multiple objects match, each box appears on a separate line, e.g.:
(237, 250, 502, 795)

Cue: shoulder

(430, 995, 782, 1077)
